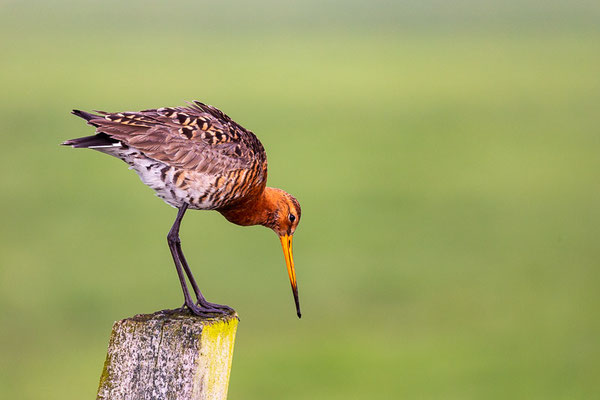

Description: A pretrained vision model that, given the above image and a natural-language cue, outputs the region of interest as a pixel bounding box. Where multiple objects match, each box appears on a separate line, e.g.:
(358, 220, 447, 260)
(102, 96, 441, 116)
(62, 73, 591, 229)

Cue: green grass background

(1, 1, 599, 398)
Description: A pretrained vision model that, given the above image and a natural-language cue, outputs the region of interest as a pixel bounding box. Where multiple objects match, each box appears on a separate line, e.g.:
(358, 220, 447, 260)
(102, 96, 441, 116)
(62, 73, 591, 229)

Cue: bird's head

(262, 187, 302, 318)
(220, 186, 302, 317)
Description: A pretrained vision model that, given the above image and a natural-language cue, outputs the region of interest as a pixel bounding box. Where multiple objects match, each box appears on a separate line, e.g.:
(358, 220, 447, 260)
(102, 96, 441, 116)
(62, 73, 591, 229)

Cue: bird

(62, 101, 302, 318)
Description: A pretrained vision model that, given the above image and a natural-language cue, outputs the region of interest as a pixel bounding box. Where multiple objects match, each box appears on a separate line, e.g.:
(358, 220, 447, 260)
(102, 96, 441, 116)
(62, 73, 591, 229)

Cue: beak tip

(297, 310, 302, 318)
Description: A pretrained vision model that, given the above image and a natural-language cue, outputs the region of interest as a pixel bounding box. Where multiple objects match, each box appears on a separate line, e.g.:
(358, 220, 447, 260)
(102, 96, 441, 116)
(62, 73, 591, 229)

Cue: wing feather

(87, 101, 266, 179)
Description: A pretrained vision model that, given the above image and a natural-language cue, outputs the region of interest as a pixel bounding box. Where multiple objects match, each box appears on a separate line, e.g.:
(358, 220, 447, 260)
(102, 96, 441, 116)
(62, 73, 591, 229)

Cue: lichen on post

(96, 309, 238, 400)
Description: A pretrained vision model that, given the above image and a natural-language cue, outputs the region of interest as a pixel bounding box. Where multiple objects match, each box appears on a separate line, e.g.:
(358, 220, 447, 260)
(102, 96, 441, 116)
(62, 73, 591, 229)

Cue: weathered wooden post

(97, 309, 238, 400)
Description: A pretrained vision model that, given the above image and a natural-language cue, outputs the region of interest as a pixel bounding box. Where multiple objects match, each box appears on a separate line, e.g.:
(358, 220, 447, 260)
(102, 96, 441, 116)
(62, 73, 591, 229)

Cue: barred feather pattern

(74, 101, 268, 210)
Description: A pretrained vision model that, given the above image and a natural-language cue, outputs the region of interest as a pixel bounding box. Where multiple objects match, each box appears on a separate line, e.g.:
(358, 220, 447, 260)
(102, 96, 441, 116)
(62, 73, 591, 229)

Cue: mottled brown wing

(91, 101, 267, 177)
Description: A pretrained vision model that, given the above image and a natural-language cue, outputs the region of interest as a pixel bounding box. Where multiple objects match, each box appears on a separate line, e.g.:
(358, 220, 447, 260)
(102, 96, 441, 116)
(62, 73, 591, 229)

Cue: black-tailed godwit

(63, 101, 302, 318)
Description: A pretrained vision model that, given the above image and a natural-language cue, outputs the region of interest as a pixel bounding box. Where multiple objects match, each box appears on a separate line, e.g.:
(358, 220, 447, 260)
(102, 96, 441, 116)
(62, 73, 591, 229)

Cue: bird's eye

(289, 214, 296, 223)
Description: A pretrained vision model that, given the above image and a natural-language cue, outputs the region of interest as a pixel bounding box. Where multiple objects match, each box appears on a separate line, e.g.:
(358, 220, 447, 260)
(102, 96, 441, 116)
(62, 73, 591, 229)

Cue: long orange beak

(280, 234, 301, 318)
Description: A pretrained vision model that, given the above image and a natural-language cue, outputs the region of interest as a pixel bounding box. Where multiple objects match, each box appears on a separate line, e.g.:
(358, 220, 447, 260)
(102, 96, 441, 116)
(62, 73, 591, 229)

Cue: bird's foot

(197, 299, 235, 314)
(183, 300, 235, 317)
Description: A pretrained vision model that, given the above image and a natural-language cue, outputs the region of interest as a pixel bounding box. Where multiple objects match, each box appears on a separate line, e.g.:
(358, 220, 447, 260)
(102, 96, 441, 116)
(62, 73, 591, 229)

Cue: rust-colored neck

(218, 187, 280, 228)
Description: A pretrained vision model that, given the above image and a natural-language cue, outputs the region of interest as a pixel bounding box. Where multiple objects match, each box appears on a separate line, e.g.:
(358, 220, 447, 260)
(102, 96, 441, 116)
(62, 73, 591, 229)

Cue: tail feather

(62, 133, 120, 148)
(64, 109, 121, 148)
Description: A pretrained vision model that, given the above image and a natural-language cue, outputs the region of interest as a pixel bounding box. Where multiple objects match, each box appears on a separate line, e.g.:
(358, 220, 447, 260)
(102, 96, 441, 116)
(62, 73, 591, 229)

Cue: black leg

(175, 240, 234, 312)
(167, 204, 205, 315)
(167, 204, 233, 315)
(175, 240, 204, 302)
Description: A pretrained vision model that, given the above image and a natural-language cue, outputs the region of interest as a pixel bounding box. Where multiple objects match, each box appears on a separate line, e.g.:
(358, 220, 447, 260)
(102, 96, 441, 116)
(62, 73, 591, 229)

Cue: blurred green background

(1, 1, 599, 398)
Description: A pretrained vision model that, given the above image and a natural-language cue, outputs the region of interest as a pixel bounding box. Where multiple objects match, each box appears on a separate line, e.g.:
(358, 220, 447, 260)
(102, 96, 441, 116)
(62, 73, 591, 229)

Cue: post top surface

(124, 308, 239, 325)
